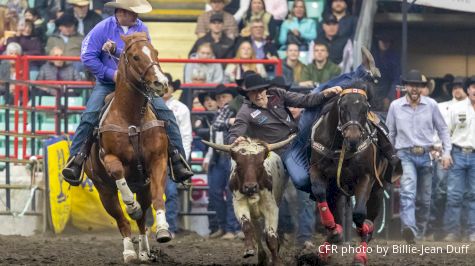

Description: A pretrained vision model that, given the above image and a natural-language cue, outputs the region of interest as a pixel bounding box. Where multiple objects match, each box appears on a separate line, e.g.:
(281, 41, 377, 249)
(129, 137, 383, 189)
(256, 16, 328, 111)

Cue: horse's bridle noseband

(122, 37, 163, 98)
(337, 88, 369, 133)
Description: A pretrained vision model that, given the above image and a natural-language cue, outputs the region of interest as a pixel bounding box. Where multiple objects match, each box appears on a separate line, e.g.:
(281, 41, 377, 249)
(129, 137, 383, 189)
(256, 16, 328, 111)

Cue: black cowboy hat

(164, 73, 181, 90)
(270, 76, 292, 90)
(323, 14, 338, 25)
(236, 70, 257, 87)
(238, 73, 271, 96)
(401, 69, 427, 85)
(211, 84, 238, 100)
(55, 13, 78, 28)
(198, 92, 212, 106)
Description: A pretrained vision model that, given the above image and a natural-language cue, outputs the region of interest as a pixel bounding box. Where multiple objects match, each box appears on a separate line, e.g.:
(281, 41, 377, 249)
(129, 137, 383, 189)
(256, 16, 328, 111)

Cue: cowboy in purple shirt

(62, 0, 193, 185)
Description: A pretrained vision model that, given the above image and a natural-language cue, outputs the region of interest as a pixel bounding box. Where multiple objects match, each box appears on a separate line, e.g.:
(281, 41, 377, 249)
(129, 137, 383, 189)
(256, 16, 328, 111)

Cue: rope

(11, 186, 39, 217)
(336, 142, 350, 196)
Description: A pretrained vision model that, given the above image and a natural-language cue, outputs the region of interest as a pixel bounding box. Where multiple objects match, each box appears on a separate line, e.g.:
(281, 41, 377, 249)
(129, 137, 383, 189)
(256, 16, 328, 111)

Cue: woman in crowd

(24, 8, 47, 45)
(278, 0, 316, 51)
(239, 0, 277, 40)
(184, 42, 224, 84)
(224, 40, 266, 82)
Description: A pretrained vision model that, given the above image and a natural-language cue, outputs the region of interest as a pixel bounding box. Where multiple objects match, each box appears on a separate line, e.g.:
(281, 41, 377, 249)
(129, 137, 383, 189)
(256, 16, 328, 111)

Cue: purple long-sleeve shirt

(80, 16, 150, 84)
(386, 95, 452, 156)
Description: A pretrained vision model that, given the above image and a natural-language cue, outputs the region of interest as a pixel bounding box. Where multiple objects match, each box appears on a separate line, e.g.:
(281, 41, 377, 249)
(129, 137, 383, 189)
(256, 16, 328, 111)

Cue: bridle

(336, 88, 370, 134)
(122, 37, 163, 100)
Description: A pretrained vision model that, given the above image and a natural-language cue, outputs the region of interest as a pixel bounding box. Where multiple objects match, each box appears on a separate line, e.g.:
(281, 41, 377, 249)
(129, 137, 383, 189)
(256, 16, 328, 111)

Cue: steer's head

(203, 135, 295, 196)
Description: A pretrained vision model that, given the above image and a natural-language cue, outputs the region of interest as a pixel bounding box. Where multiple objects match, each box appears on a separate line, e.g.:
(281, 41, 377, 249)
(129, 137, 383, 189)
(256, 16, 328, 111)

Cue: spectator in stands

(426, 76, 468, 241)
(36, 46, 83, 95)
(185, 42, 224, 84)
(199, 92, 218, 111)
(0, 42, 21, 97)
(189, 13, 234, 59)
(225, 40, 266, 82)
(0, 7, 19, 45)
(162, 73, 193, 238)
(0, 20, 43, 58)
(4, 0, 28, 16)
(221, 0, 287, 25)
(34, 0, 63, 22)
(234, 18, 277, 73)
(282, 43, 305, 86)
(419, 75, 434, 97)
(278, 0, 316, 51)
(315, 14, 347, 65)
(239, 0, 276, 41)
(324, 0, 357, 40)
(299, 42, 341, 88)
(66, 0, 103, 36)
(196, 0, 238, 40)
(24, 8, 47, 45)
(443, 76, 475, 242)
(264, 0, 288, 24)
(204, 84, 241, 239)
(371, 33, 400, 111)
(45, 13, 83, 56)
(386, 69, 452, 244)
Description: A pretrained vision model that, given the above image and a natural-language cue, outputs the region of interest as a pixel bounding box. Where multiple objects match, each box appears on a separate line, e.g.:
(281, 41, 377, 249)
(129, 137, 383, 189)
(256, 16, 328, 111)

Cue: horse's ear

(120, 35, 127, 42)
(154, 49, 159, 55)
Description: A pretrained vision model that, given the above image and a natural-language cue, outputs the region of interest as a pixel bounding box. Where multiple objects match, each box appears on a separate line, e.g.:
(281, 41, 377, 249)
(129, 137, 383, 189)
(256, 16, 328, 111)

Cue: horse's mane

(320, 95, 339, 116)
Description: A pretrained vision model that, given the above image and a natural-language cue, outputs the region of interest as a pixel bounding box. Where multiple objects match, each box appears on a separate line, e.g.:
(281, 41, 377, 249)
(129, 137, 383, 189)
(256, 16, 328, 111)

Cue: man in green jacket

(299, 42, 341, 88)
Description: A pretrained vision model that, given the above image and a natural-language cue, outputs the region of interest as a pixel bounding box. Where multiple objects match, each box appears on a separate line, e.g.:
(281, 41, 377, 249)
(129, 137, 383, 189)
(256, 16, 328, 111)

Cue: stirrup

(169, 153, 193, 183)
(62, 155, 85, 186)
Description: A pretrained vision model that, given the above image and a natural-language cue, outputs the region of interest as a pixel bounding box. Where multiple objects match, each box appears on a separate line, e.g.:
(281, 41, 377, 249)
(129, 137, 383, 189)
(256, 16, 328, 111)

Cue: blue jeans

(70, 82, 185, 157)
(165, 176, 179, 233)
(296, 190, 316, 245)
(427, 161, 447, 237)
(207, 154, 240, 233)
(398, 149, 433, 238)
(285, 65, 371, 192)
(444, 148, 475, 236)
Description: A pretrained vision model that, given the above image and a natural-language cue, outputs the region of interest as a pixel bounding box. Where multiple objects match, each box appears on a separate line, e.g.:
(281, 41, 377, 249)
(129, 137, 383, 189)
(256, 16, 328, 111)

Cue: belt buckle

(462, 147, 474, 153)
(410, 146, 424, 155)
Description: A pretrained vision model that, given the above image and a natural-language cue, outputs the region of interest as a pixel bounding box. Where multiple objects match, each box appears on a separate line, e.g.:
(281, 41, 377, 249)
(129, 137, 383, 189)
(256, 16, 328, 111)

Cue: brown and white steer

(203, 135, 295, 266)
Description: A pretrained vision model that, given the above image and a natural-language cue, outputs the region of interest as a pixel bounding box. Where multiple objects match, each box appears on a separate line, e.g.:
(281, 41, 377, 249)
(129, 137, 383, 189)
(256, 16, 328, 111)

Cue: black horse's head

(337, 80, 372, 151)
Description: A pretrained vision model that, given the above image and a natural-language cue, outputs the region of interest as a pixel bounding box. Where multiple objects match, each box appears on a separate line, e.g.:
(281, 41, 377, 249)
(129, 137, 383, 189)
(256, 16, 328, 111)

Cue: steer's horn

(202, 140, 232, 152)
(268, 134, 296, 151)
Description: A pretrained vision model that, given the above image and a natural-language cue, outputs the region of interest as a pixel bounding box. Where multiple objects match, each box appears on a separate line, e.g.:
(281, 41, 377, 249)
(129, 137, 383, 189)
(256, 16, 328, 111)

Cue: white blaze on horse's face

(141, 46, 168, 91)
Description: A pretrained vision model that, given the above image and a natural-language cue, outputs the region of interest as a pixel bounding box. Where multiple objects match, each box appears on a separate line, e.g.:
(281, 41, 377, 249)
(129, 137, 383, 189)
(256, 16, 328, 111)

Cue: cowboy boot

(62, 135, 94, 186)
(361, 46, 381, 80)
(168, 145, 194, 183)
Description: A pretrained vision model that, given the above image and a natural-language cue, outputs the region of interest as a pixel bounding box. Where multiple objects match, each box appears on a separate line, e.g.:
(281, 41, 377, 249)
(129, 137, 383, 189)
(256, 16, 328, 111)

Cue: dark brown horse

(310, 82, 389, 265)
(84, 32, 171, 263)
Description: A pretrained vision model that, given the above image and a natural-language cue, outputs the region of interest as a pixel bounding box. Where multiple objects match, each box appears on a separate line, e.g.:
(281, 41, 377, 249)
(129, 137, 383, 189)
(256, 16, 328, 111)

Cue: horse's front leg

(352, 173, 374, 266)
(136, 186, 152, 262)
(103, 154, 143, 220)
(310, 163, 342, 262)
(149, 155, 172, 243)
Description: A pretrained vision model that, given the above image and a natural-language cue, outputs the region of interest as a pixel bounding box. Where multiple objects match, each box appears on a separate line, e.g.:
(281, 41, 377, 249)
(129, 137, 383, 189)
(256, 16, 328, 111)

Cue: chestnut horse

(310, 84, 389, 266)
(84, 32, 170, 263)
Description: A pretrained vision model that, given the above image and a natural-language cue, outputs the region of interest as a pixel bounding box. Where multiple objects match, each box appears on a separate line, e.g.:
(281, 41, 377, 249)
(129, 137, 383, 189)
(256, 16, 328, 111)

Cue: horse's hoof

(139, 251, 150, 262)
(317, 241, 332, 263)
(327, 224, 343, 244)
(123, 250, 137, 264)
(243, 248, 255, 258)
(156, 229, 172, 243)
(353, 248, 368, 266)
(126, 202, 143, 220)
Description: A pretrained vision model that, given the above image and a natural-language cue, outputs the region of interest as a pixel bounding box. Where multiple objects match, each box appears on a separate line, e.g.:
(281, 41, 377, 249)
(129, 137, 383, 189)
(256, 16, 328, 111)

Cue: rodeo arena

(2, 0, 475, 265)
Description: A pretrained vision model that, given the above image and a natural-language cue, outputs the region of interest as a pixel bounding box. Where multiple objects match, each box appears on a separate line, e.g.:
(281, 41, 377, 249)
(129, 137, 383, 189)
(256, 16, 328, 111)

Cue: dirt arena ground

(0, 230, 474, 265)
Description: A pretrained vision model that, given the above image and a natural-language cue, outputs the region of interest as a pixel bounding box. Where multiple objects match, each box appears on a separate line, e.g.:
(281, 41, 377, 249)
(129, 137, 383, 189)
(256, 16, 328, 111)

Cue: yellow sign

(46, 139, 72, 234)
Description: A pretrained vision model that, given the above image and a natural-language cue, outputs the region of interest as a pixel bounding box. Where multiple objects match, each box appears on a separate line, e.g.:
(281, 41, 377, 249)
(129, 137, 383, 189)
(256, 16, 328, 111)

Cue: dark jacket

(188, 32, 234, 59)
(315, 34, 348, 64)
(227, 87, 328, 145)
(66, 9, 103, 36)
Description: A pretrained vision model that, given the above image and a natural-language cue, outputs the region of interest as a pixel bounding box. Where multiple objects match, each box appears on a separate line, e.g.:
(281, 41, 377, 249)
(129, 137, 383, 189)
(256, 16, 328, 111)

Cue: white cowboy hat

(105, 0, 152, 14)
(67, 0, 90, 6)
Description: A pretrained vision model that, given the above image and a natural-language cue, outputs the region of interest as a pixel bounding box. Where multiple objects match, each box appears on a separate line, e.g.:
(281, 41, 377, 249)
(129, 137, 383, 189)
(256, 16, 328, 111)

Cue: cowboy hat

(55, 13, 78, 28)
(105, 0, 152, 14)
(270, 76, 292, 90)
(211, 84, 238, 100)
(238, 73, 270, 96)
(164, 73, 181, 90)
(67, 0, 90, 6)
(236, 70, 257, 88)
(401, 69, 427, 85)
(465, 76, 475, 94)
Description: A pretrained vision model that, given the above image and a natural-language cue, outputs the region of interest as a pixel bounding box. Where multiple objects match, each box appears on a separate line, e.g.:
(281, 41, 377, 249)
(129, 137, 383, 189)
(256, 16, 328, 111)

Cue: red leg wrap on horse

(317, 202, 335, 229)
(357, 220, 374, 237)
(354, 242, 368, 265)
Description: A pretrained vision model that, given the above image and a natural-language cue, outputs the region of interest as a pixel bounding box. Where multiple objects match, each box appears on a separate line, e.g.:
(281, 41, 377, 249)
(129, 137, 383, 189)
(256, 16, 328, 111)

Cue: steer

(203, 135, 295, 266)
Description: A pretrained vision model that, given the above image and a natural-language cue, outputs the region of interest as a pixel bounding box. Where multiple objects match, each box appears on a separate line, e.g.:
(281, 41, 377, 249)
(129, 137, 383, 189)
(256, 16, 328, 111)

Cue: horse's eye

(133, 55, 140, 61)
